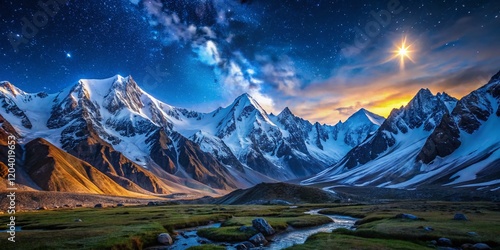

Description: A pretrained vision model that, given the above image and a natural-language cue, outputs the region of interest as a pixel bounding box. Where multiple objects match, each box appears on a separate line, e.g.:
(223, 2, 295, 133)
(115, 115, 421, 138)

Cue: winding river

(167, 209, 357, 250)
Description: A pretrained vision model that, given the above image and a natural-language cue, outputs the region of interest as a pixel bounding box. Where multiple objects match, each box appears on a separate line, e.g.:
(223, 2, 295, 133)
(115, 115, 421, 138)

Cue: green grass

(198, 226, 258, 242)
(287, 232, 429, 250)
(0, 201, 498, 249)
(314, 201, 500, 249)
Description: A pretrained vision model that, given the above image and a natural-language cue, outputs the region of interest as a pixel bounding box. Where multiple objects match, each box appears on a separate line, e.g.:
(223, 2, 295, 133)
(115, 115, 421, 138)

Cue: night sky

(1, 0, 499, 124)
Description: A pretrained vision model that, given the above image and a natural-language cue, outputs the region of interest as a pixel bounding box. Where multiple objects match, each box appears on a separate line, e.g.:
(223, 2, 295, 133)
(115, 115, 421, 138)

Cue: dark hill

(213, 182, 340, 205)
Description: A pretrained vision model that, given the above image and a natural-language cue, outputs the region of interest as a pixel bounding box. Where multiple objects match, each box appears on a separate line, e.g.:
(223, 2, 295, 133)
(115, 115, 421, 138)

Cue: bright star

(66, 53, 72, 58)
(390, 36, 415, 70)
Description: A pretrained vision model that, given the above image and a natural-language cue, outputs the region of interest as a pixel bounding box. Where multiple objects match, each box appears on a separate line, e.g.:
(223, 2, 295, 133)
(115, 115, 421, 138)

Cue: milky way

(1, 0, 499, 123)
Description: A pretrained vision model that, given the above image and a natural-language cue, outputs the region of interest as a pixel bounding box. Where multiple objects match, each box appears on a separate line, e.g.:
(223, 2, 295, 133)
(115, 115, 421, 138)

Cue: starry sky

(1, 0, 499, 124)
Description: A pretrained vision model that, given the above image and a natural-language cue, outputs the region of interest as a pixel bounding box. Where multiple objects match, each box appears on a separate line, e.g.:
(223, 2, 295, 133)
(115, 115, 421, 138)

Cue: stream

(167, 208, 357, 250)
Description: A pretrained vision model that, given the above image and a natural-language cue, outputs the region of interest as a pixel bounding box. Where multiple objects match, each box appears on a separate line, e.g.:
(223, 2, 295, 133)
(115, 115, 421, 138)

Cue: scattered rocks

(467, 232, 478, 237)
(179, 232, 188, 239)
(94, 204, 103, 208)
(252, 218, 275, 236)
(148, 201, 157, 206)
(74, 219, 82, 222)
(430, 240, 437, 245)
(157, 233, 173, 245)
(424, 226, 434, 232)
(453, 213, 468, 221)
(75, 204, 83, 207)
(395, 213, 419, 220)
(437, 237, 452, 247)
(117, 203, 124, 207)
(249, 233, 268, 246)
(37, 206, 48, 210)
(473, 243, 492, 250)
(197, 239, 209, 244)
(235, 241, 255, 250)
(63, 204, 70, 208)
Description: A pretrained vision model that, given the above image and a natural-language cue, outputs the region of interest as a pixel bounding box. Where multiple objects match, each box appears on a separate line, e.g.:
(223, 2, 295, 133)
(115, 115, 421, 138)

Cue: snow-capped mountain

(0, 75, 383, 195)
(303, 71, 500, 190)
(302, 88, 459, 186)
(170, 93, 384, 180)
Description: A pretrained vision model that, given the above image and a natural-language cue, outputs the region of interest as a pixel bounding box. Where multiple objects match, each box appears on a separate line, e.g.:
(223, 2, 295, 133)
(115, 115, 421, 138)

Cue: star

(66, 53, 72, 58)
(390, 36, 415, 70)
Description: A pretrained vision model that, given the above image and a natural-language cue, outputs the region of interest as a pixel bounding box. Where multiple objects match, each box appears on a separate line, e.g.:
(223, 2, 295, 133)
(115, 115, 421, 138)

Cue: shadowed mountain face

(303, 70, 500, 190)
(0, 75, 382, 195)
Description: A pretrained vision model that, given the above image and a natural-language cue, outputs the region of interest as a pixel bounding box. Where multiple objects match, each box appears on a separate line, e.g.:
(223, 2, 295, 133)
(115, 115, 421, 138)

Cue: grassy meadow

(0, 201, 498, 249)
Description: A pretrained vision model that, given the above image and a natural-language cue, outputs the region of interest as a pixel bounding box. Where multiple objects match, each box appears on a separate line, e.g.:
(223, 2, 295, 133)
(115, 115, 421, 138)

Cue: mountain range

(0, 75, 382, 196)
(302, 70, 500, 191)
(0, 70, 499, 196)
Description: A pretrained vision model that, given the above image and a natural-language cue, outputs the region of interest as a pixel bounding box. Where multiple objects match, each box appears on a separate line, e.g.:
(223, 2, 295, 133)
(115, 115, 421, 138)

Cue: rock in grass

(74, 219, 82, 222)
(252, 218, 275, 236)
(117, 203, 124, 207)
(147, 201, 157, 206)
(473, 243, 492, 250)
(94, 204, 103, 208)
(395, 213, 419, 220)
(453, 213, 468, 221)
(461, 243, 474, 250)
(157, 233, 173, 245)
(249, 233, 268, 246)
(467, 232, 478, 236)
(437, 237, 452, 246)
(235, 241, 255, 250)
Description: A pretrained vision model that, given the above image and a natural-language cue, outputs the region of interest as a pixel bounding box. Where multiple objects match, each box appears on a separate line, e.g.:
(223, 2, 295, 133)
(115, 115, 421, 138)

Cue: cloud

(257, 55, 302, 96)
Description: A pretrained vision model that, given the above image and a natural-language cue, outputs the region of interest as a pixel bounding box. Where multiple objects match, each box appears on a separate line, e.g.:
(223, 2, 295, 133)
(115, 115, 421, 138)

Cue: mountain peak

(488, 69, 500, 84)
(345, 108, 385, 126)
(415, 88, 433, 97)
(278, 107, 294, 117)
(0, 81, 25, 97)
(232, 93, 267, 113)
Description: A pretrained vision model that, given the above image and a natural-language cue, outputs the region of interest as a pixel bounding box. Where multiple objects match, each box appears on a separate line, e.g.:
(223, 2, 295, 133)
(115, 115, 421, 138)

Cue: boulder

(395, 213, 419, 220)
(437, 238, 452, 247)
(94, 204, 103, 208)
(473, 243, 492, 250)
(235, 241, 255, 250)
(157, 233, 173, 245)
(252, 218, 275, 236)
(461, 243, 474, 250)
(197, 239, 209, 244)
(453, 213, 468, 221)
(467, 232, 478, 237)
(249, 233, 268, 246)
(74, 219, 82, 222)
(147, 201, 157, 206)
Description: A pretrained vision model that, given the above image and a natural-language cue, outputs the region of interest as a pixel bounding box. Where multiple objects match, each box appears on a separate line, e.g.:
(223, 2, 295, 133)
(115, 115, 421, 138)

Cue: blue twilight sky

(1, 0, 499, 124)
